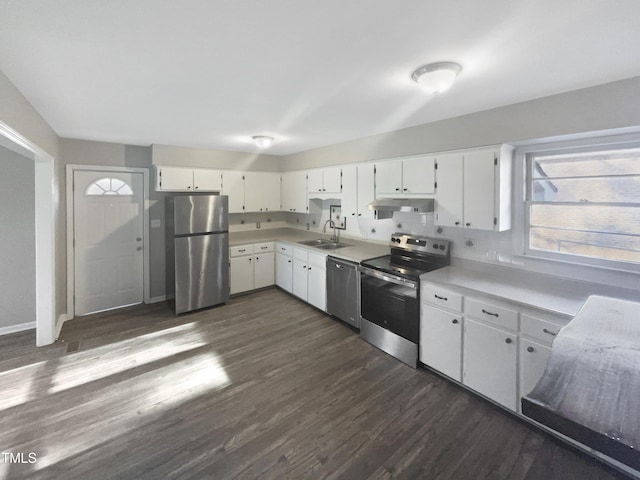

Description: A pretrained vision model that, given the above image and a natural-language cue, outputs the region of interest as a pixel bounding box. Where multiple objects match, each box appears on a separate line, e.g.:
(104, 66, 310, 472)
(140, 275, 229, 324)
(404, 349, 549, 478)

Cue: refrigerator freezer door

(174, 232, 230, 313)
(173, 195, 229, 235)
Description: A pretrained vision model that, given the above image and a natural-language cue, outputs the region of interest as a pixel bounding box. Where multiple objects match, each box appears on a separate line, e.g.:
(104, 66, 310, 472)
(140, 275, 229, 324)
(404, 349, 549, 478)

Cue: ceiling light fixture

(252, 135, 274, 148)
(411, 62, 462, 95)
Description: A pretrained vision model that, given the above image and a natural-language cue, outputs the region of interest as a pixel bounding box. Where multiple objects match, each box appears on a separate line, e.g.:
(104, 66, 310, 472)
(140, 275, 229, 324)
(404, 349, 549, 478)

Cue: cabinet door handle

(395, 187, 400, 191)
(452, 319, 458, 324)
(287, 260, 292, 263)
(255, 257, 259, 261)
(403, 188, 408, 192)
(527, 346, 535, 353)
(505, 338, 512, 344)
(352, 213, 355, 216)
(466, 222, 471, 226)
(482, 309, 499, 317)
(434, 294, 448, 301)
(543, 328, 558, 336)
(249, 258, 252, 262)
(455, 221, 460, 225)
(308, 267, 312, 270)
(358, 213, 362, 216)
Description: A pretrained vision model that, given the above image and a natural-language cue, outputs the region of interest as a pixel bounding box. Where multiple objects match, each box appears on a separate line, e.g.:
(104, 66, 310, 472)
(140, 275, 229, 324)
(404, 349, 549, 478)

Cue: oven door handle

(359, 266, 417, 289)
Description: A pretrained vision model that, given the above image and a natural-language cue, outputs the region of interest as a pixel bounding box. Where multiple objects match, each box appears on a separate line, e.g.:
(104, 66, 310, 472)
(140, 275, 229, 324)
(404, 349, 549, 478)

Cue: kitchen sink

(297, 238, 332, 246)
(297, 239, 352, 250)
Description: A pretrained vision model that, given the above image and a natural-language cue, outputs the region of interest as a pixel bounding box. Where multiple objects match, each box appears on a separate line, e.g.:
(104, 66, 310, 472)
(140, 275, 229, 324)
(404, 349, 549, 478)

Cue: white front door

(73, 170, 144, 315)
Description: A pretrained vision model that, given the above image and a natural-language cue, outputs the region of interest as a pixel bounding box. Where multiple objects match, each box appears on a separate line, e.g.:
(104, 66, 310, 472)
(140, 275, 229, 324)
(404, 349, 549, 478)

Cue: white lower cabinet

(463, 318, 518, 411)
(291, 248, 327, 311)
(307, 253, 327, 311)
(254, 252, 275, 289)
(230, 256, 254, 294)
(420, 281, 570, 414)
(230, 243, 275, 295)
(275, 243, 293, 293)
(420, 304, 462, 381)
(519, 338, 551, 401)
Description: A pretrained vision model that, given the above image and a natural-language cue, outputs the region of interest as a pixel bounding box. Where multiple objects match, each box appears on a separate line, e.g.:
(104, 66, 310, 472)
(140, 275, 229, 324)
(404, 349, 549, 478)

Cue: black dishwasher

(326, 256, 359, 328)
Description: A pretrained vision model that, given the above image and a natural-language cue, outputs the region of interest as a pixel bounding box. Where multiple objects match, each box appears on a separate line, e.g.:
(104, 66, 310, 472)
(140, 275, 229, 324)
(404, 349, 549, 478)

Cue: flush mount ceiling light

(252, 135, 274, 148)
(411, 62, 462, 95)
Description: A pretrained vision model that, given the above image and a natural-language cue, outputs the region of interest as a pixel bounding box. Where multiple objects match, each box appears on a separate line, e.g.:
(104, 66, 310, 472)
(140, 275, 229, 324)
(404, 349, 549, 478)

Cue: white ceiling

(2, 0, 640, 156)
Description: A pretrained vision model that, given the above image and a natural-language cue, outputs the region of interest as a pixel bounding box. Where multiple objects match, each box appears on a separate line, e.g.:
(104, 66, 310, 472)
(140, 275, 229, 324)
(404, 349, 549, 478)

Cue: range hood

(367, 198, 435, 214)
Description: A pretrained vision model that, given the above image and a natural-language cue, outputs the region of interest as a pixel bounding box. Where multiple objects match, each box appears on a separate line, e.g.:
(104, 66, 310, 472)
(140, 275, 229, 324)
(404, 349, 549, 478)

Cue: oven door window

(360, 273, 419, 343)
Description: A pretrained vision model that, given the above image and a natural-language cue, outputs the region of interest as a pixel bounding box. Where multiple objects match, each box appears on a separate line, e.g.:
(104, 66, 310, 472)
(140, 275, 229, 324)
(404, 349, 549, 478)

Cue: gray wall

(0, 71, 64, 321)
(280, 76, 640, 170)
(152, 144, 282, 171)
(0, 146, 35, 328)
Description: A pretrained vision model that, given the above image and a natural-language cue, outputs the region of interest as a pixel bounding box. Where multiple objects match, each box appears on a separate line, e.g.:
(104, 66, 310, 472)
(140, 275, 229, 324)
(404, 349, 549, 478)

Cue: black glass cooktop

(360, 255, 443, 281)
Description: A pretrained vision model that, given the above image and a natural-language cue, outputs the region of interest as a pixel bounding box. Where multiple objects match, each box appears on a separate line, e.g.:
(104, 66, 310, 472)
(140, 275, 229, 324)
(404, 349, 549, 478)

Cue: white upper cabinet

(307, 166, 342, 196)
(307, 169, 324, 194)
(244, 172, 280, 212)
(193, 168, 222, 191)
(434, 153, 464, 227)
(375, 160, 403, 195)
(357, 164, 376, 219)
(375, 155, 435, 196)
(281, 171, 308, 213)
(435, 145, 513, 231)
(402, 156, 436, 194)
(342, 163, 376, 235)
(156, 166, 222, 192)
(222, 171, 245, 214)
(323, 166, 342, 193)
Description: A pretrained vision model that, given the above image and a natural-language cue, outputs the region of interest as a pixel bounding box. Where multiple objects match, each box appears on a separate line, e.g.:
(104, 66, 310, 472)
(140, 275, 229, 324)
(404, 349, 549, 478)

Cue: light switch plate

(151, 218, 161, 228)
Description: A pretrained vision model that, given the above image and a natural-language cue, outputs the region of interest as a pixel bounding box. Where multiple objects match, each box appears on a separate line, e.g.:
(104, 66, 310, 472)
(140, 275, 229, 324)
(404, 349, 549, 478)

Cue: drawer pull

(261, 246, 268, 250)
(543, 328, 558, 336)
(434, 294, 448, 301)
(527, 346, 535, 353)
(238, 249, 246, 252)
(482, 309, 499, 317)
(281, 247, 286, 251)
(505, 338, 512, 344)
(451, 319, 458, 324)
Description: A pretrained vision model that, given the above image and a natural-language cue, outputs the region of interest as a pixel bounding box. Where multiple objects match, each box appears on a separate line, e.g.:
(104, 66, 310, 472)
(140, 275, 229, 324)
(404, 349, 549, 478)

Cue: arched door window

(85, 177, 133, 196)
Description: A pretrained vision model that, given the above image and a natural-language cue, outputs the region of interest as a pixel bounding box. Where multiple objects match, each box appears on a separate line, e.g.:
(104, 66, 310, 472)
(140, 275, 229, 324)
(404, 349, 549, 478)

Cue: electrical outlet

(256, 221, 261, 229)
(465, 238, 474, 247)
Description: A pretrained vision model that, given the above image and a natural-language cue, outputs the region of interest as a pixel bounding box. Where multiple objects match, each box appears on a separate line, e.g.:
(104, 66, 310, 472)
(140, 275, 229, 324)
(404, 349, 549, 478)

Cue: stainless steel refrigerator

(166, 195, 230, 314)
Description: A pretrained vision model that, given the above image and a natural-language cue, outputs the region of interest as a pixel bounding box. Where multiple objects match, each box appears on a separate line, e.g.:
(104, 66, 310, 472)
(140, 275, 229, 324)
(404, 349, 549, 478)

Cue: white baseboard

(149, 295, 166, 304)
(0, 322, 36, 336)
(56, 314, 67, 339)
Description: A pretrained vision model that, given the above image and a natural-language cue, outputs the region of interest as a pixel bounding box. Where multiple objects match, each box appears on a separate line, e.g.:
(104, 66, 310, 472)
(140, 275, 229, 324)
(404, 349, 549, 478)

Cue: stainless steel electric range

(359, 233, 451, 367)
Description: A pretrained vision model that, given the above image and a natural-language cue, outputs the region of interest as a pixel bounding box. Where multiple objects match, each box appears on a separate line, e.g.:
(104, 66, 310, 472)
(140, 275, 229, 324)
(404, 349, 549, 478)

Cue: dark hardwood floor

(0, 288, 631, 479)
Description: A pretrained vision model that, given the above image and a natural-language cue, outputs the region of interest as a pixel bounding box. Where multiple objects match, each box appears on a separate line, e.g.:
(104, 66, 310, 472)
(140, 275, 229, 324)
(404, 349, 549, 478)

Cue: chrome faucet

(322, 219, 338, 242)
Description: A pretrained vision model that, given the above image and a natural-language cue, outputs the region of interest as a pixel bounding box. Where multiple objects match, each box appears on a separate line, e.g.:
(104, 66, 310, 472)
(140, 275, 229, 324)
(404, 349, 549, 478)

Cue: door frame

(0, 121, 56, 346)
(66, 164, 150, 319)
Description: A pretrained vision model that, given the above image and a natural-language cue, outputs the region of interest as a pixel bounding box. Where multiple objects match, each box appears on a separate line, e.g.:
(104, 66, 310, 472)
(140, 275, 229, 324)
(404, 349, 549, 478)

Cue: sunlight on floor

(49, 322, 205, 393)
(34, 351, 230, 471)
(0, 460, 9, 480)
(0, 360, 45, 412)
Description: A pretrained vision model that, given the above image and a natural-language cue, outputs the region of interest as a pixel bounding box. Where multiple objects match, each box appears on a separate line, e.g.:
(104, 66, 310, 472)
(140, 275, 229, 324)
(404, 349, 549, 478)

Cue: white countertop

(421, 259, 640, 317)
(229, 228, 389, 263)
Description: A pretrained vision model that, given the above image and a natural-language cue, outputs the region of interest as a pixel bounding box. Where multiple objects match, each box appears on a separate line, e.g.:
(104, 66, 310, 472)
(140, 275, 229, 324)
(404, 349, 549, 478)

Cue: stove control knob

(432, 243, 439, 249)
(391, 237, 397, 243)
(439, 244, 446, 251)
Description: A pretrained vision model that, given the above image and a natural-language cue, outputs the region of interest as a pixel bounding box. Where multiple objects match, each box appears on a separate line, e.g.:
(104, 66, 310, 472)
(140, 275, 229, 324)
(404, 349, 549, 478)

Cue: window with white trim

(526, 146, 640, 266)
(85, 177, 133, 196)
